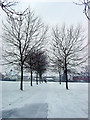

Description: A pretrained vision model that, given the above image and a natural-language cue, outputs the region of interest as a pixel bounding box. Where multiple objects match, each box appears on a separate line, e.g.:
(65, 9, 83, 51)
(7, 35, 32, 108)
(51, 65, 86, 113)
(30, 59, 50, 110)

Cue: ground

(1, 81, 88, 118)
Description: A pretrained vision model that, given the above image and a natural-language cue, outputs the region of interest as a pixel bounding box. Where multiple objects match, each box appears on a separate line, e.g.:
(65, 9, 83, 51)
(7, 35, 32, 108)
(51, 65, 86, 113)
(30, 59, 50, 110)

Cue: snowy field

(1, 81, 88, 118)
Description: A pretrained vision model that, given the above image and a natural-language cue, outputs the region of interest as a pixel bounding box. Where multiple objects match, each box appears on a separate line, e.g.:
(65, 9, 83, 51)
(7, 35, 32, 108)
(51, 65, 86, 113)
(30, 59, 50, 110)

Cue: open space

(0, 0, 89, 119)
(1, 81, 88, 118)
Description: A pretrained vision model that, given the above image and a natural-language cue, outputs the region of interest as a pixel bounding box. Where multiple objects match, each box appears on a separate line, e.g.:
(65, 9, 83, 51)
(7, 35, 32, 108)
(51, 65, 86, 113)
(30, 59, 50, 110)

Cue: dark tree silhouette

(25, 49, 48, 85)
(52, 24, 88, 89)
(34, 50, 48, 84)
(25, 49, 36, 86)
(2, 8, 48, 90)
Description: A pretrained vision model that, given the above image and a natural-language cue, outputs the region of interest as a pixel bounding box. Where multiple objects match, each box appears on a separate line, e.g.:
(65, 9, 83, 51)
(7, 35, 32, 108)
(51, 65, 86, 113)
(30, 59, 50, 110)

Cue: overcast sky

(0, 0, 88, 74)
(14, 0, 87, 26)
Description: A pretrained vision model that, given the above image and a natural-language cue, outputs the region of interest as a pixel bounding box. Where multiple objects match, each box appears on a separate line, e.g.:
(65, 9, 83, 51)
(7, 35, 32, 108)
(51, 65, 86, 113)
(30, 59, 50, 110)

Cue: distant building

(2, 69, 30, 81)
(73, 72, 89, 82)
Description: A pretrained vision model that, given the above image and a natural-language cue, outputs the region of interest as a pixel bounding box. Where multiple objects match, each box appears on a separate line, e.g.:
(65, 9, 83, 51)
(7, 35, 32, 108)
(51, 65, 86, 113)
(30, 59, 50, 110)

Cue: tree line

(0, 0, 88, 90)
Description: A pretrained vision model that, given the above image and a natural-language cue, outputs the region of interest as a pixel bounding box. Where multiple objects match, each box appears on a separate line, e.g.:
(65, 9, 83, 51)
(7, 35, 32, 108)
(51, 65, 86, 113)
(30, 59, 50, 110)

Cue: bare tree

(50, 57, 64, 84)
(0, 0, 18, 16)
(34, 50, 48, 84)
(26, 49, 48, 85)
(52, 24, 88, 89)
(73, 0, 90, 20)
(25, 49, 37, 86)
(2, 8, 48, 90)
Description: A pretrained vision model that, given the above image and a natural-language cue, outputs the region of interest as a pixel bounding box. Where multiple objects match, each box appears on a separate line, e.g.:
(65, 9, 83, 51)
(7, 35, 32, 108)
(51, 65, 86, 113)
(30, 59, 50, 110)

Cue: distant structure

(2, 69, 29, 81)
(73, 72, 89, 82)
(61, 71, 89, 82)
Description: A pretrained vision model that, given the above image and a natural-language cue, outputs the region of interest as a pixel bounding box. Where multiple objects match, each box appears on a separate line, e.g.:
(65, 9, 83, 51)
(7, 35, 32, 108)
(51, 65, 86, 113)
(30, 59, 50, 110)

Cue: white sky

(14, 0, 87, 26)
(0, 0, 88, 74)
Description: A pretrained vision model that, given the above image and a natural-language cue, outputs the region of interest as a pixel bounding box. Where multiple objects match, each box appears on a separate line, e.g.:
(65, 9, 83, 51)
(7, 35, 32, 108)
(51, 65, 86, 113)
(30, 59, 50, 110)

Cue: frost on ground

(1, 81, 88, 118)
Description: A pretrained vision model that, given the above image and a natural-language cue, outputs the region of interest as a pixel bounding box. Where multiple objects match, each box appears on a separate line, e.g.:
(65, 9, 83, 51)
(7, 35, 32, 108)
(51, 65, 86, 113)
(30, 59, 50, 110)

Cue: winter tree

(34, 50, 48, 84)
(0, 0, 18, 16)
(74, 0, 90, 20)
(2, 8, 48, 90)
(50, 57, 64, 84)
(26, 49, 48, 85)
(52, 24, 88, 89)
(25, 49, 37, 86)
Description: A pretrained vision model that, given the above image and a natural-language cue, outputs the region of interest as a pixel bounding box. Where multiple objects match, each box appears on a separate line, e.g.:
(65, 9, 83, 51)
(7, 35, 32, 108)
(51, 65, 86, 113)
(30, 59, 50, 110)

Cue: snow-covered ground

(1, 81, 88, 118)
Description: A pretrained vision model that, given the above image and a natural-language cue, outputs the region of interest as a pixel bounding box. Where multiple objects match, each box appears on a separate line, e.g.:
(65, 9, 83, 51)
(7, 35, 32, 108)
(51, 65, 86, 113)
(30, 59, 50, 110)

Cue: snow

(1, 81, 88, 118)
(3, 103, 48, 118)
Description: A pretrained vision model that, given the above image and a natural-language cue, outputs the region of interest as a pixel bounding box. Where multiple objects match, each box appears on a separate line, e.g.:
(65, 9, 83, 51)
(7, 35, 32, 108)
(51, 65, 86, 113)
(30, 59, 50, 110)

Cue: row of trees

(0, 0, 89, 90)
(2, 8, 48, 90)
(25, 49, 48, 86)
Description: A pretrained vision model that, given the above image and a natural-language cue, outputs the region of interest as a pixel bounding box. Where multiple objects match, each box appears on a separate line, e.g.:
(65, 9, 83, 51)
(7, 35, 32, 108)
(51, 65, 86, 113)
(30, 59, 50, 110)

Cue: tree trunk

(59, 71, 61, 84)
(65, 57, 68, 90)
(39, 73, 42, 84)
(20, 65, 23, 90)
(65, 69, 68, 89)
(36, 72, 38, 85)
(30, 70, 33, 86)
